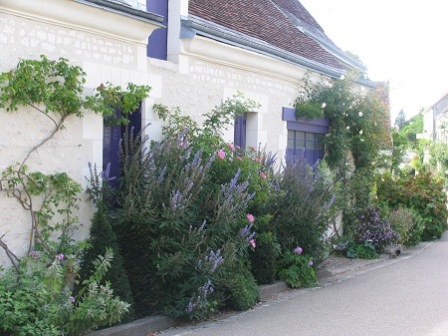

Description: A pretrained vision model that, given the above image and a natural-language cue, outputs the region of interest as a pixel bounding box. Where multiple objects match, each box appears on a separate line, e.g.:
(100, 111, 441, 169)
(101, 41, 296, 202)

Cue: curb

(89, 243, 431, 336)
(88, 315, 178, 336)
(316, 255, 389, 278)
(258, 281, 289, 300)
(87, 281, 292, 336)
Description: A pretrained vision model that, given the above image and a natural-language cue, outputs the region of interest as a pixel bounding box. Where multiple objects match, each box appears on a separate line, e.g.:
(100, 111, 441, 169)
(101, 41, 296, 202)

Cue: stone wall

(0, 3, 159, 267)
(0, 1, 327, 267)
(145, 54, 314, 162)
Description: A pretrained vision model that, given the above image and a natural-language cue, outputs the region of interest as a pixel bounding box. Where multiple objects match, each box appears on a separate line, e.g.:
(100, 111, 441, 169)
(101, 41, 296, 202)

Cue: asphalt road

(159, 234, 448, 336)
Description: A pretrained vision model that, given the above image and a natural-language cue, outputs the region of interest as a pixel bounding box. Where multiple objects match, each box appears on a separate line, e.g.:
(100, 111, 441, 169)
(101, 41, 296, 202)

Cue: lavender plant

(115, 129, 215, 317)
(115, 93, 274, 319)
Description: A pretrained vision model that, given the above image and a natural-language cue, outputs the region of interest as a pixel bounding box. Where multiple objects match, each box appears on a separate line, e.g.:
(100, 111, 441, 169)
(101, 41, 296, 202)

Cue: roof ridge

(188, 0, 358, 73)
(183, 15, 347, 78)
(271, 1, 365, 71)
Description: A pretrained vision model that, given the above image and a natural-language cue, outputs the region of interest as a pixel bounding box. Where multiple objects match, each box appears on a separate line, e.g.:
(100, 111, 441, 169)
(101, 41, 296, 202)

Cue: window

(282, 107, 328, 166)
(287, 130, 324, 166)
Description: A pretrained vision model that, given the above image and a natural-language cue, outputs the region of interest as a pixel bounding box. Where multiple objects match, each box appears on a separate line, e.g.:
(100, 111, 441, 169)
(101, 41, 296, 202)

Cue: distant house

(0, 0, 374, 264)
(423, 92, 448, 143)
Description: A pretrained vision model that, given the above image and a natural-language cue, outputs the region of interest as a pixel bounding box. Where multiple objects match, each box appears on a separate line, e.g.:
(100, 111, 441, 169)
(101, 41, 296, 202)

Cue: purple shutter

(103, 105, 142, 189)
(147, 0, 168, 60)
(234, 114, 247, 149)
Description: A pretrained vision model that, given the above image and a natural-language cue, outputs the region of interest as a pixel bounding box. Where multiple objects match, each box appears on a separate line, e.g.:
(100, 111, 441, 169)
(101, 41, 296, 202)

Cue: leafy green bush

(346, 241, 379, 259)
(377, 171, 448, 240)
(0, 249, 129, 335)
(387, 207, 424, 246)
(338, 166, 377, 237)
(277, 247, 317, 288)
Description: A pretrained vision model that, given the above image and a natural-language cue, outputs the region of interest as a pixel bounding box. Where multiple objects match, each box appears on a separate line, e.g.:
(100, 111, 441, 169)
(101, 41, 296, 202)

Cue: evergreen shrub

(249, 231, 279, 285)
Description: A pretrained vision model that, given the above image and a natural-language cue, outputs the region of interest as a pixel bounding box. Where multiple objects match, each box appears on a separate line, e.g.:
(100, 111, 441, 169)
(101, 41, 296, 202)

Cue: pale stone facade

(0, 0, 162, 267)
(0, 0, 343, 266)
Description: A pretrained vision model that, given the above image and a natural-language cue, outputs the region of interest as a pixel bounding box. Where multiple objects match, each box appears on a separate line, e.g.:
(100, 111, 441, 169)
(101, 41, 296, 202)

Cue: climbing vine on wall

(294, 73, 389, 170)
(294, 73, 390, 232)
(0, 55, 150, 267)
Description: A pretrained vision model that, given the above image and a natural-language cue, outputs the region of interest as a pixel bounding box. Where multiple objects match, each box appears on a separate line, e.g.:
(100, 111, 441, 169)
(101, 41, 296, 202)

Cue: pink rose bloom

(228, 143, 235, 151)
(308, 261, 314, 267)
(29, 251, 40, 260)
(246, 214, 255, 223)
(294, 246, 303, 255)
(260, 172, 267, 179)
(217, 149, 226, 160)
(250, 239, 256, 248)
(56, 253, 64, 261)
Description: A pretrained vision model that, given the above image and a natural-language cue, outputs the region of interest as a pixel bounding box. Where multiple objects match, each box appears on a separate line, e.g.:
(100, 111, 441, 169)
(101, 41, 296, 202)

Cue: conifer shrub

(249, 231, 278, 285)
(77, 206, 134, 319)
(216, 269, 259, 311)
(77, 164, 134, 320)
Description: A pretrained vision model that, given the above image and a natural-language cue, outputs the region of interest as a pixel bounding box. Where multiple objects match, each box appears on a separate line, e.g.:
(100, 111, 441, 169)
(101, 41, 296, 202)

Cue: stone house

(0, 0, 370, 266)
(423, 92, 448, 142)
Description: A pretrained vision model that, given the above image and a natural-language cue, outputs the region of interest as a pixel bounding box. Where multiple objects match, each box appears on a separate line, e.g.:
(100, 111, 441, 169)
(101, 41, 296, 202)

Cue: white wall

(146, 35, 327, 163)
(0, 1, 160, 267)
(0, 0, 342, 267)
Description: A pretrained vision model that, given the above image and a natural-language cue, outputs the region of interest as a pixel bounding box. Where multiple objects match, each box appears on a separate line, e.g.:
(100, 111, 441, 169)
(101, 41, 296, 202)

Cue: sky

(299, 0, 448, 122)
